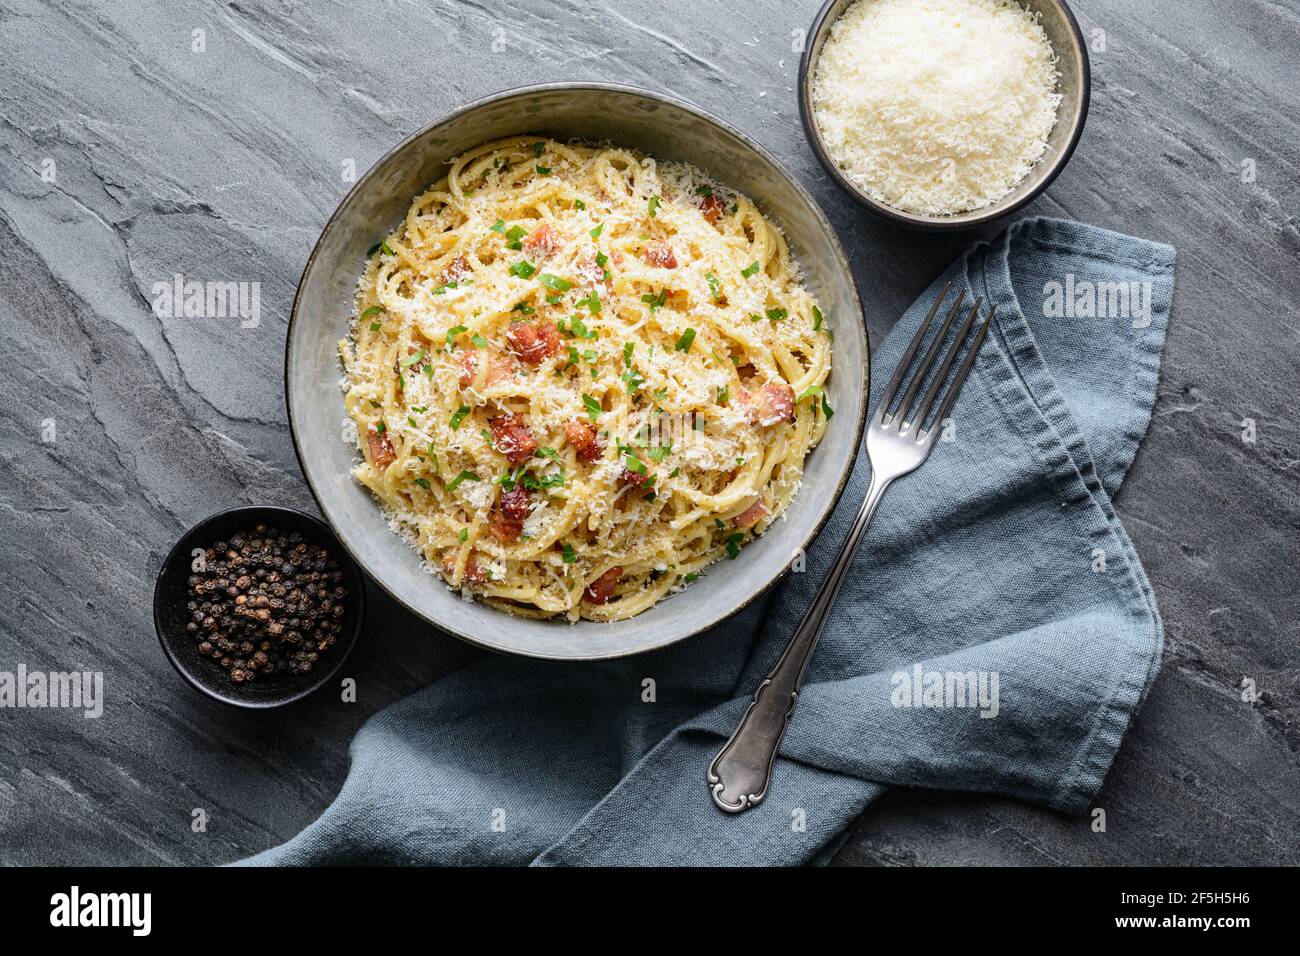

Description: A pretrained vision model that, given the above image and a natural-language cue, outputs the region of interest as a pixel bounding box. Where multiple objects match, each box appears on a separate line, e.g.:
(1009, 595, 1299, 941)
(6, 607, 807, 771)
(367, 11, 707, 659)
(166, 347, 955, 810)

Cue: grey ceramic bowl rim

(152, 505, 366, 709)
(797, 0, 1091, 231)
(284, 81, 871, 660)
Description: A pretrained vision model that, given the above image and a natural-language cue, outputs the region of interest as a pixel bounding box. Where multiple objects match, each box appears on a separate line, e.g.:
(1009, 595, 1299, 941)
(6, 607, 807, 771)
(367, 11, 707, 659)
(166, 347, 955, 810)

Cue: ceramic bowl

(285, 83, 869, 660)
(798, 0, 1091, 230)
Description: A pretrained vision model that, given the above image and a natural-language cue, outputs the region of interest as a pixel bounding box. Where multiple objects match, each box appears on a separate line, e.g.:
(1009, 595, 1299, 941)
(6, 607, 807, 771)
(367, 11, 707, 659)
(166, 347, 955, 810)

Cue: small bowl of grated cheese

(799, 0, 1089, 229)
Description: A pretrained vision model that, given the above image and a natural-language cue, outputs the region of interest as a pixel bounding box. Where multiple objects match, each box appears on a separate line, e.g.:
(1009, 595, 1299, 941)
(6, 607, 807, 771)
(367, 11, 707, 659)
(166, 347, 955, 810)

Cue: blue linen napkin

(246, 217, 1175, 866)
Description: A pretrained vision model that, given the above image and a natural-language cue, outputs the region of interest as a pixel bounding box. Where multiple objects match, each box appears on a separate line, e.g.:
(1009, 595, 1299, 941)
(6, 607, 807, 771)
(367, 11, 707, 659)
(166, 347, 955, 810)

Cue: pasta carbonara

(340, 137, 833, 622)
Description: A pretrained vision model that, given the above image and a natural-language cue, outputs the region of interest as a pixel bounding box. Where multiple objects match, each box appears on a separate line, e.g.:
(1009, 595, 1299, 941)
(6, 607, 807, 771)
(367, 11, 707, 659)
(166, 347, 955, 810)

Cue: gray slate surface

(1, 0, 1297, 866)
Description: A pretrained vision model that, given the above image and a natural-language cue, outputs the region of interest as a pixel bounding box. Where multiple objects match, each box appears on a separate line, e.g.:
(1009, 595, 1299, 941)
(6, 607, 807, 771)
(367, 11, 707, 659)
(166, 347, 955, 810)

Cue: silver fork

(708, 283, 993, 813)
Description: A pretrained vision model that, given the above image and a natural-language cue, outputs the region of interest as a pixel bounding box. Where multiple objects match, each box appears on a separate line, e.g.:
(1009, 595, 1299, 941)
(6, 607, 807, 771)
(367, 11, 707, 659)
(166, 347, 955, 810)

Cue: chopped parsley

(509, 260, 537, 279)
(766, 308, 788, 322)
(674, 328, 697, 352)
(445, 325, 468, 348)
(623, 342, 634, 367)
(694, 185, 712, 197)
(725, 532, 745, 559)
(445, 470, 480, 492)
(449, 405, 471, 430)
(641, 289, 667, 312)
(590, 223, 603, 239)
(496, 465, 527, 491)
(647, 194, 661, 218)
(536, 164, 552, 175)
(539, 273, 572, 292)
(716, 384, 730, 405)
(621, 367, 645, 395)
(458, 528, 469, 543)
(413, 477, 431, 490)
(581, 393, 603, 421)
(741, 261, 760, 278)
(706, 272, 721, 301)
(813, 305, 833, 339)
(490, 219, 506, 234)
(560, 315, 597, 339)
(506, 225, 527, 250)
(402, 348, 427, 367)
(623, 452, 647, 475)
(471, 333, 489, 348)
(562, 543, 577, 563)
(577, 290, 601, 314)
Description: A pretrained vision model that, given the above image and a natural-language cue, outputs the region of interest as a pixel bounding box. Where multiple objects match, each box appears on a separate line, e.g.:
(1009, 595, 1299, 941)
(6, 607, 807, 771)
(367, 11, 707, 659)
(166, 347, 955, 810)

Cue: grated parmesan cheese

(812, 0, 1061, 216)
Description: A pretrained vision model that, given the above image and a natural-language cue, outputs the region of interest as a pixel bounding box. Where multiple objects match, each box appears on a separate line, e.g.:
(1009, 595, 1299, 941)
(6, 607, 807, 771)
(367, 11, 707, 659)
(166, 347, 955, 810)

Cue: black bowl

(153, 506, 366, 708)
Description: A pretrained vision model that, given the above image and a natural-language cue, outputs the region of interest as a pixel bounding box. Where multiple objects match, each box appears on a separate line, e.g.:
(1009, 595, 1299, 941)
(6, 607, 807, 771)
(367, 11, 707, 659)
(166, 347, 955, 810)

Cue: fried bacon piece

(490, 486, 532, 542)
(619, 464, 655, 495)
(441, 550, 487, 585)
(620, 466, 653, 487)
(440, 254, 473, 285)
(564, 418, 604, 463)
(739, 383, 796, 426)
(733, 500, 768, 529)
(700, 194, 726, 224)
(489, 413, 539, 465)
(575, 252, 609, 289)
(365, 426, 396, 468)
(506, 320, 563, 365)
(458, 349, 516, 389)
(643, 241, 678, 269)
(583, 566, 623, 604)
(522, 222, 562, 259)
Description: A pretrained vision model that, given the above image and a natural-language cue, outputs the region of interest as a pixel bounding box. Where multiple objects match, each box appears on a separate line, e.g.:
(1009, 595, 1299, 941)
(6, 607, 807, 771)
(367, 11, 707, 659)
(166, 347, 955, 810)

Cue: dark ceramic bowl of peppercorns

(153, 506, 366, 708)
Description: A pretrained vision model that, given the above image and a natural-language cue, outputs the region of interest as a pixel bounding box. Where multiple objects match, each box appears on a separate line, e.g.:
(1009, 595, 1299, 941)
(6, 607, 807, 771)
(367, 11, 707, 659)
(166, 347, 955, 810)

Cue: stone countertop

(1, 0, 1296, 865)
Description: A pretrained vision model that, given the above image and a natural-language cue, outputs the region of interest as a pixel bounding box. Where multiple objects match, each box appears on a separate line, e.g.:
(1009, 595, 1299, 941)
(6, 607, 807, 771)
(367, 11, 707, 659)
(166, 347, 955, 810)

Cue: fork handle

(708, 471, 892, 813)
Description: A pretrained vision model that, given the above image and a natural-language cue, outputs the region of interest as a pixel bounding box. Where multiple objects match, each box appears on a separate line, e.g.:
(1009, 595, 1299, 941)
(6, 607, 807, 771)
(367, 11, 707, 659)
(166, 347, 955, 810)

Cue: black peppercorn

(185, 523, 347, 687)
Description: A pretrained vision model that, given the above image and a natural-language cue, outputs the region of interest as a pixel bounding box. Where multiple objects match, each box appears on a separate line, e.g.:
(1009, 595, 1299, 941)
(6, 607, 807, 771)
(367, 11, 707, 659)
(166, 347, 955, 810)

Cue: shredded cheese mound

(339, 137, 834, 623)
(812, 0, 1061, 216)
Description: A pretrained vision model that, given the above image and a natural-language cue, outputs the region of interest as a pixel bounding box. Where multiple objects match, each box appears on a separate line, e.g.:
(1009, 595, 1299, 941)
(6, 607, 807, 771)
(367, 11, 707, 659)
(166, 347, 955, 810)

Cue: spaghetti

(339, 137, 833, 622)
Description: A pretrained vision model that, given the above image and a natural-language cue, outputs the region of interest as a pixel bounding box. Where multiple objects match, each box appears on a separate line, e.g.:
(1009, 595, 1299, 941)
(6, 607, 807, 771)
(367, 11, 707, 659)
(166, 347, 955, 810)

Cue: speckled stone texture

(1, 0, 1296, 865)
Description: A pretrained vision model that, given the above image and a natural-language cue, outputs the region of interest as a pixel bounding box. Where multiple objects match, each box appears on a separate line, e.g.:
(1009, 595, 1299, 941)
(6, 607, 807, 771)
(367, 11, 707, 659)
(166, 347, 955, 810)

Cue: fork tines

(877, 281, 993, 440)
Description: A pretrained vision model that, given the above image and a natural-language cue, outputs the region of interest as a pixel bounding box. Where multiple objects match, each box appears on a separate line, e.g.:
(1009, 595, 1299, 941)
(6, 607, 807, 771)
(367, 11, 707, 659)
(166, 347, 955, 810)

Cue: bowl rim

(797, 0, 1092, 231)
(152, 505, 366, 708)
(284, 81, 871, 660)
